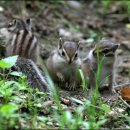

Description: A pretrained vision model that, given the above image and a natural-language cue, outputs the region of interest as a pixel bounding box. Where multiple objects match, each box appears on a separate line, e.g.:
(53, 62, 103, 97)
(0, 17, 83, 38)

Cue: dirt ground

(0, 1, 130, 128)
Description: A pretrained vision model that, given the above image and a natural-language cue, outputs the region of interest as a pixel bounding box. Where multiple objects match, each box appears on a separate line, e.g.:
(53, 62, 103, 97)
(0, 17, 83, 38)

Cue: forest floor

(0, 1, 130, 129)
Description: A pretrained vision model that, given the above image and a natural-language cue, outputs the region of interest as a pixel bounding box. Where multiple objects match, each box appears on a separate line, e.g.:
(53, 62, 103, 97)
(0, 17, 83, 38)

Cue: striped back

(0, 19, 47, 91)
(16, 57, 48, 91)
(0, 18, 39, 63)
(9, 29, 37, 59)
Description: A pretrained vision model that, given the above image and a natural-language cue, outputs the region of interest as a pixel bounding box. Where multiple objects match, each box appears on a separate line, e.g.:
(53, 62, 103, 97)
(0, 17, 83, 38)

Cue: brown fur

(0, 19, 40, 64)
(81, 39, 119, 93)
(46, 41, 82, 90)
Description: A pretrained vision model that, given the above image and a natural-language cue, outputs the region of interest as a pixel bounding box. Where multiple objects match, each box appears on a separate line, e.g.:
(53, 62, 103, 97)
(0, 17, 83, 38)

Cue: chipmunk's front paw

(57, 72, 64, 82)
(69, 82, 76, 91)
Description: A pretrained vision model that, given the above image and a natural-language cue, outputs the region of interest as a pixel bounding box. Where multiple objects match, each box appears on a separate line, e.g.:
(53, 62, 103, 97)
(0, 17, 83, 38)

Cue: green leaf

(0, 60, 11, 69)
(78, 69, 88, 90)
(65, 111, 72, 121)
(97, 119, 107, 126)
(86, 38, 94, 43)
(76, 106, 84, 114)
(123, 115, 130, 123)
(11, 96, 23, 103)
(10, 71, 23, 77)
(82, 122, 89, 129)
(101, 104, 110, 113)
(0, 80, 4, 85)
(0, 56, 18, 69)
(84, 99, 91, 106)
(71, 97, 84, 105)
(0, 104, 18, 117)
(34, 103, 42, 108)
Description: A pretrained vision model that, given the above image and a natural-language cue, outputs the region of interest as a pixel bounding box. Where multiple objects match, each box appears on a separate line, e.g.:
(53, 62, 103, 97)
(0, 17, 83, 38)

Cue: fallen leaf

(120, 86, 130, 101)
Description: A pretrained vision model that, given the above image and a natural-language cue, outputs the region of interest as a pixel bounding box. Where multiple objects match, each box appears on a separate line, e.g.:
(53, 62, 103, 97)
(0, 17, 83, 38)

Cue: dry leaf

(120, 86, 130, 101)
(60, 97, 71, 105)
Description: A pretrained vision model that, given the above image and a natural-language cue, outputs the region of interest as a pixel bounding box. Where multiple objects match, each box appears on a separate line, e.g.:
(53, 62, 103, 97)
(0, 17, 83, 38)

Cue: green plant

(40, 57, 110, 129)
(102, 0, 111, 7)
(0, 55, 111, 129)
(0, 56, 48, 129)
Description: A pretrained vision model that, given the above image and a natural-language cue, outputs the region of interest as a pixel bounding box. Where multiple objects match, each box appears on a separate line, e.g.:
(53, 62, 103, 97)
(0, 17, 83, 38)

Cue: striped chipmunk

(0, 18, 40, 64)
(46, 38, 82, 91)
(81, 38, 119, 94)
(0, 18, 48, 91)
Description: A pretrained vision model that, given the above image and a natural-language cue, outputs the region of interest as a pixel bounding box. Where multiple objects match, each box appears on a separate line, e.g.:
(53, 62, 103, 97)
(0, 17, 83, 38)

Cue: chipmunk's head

(0, 18, 32, 45)
(93, 38, 119, 58)
(58, 38, 80, 64)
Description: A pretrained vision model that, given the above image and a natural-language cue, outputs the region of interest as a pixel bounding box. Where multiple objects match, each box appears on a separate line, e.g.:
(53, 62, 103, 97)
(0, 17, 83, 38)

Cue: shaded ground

(0, 1, 130, 128)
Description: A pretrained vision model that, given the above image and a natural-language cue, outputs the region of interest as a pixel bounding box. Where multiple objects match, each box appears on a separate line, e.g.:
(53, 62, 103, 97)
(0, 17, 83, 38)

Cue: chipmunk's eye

(102, 49, 109, 54)
(62, 51, 65, 56)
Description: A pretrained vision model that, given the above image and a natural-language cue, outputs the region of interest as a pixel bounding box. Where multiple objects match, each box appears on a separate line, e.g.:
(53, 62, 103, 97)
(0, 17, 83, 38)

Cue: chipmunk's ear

(25, 18, 32, 31)
(112, 44, 119, 52)
(13, 19, 17, 25)
(93, 43, 101, 56)
(77, 41, 80, 49)
(7, 19, 17, 32)
(58, 38, 63, 49)
(8, 19, 17, 28)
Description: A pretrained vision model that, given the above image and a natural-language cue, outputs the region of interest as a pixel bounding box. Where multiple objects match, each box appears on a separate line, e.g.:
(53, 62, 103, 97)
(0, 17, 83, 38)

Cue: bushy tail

(16, 57, 48, 91)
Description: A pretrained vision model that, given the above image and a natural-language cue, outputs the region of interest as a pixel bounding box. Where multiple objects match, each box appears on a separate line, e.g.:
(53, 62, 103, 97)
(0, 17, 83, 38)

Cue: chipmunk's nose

(68, 59, 72, 64)
(67, 57, 73, 64)
(66, 56, 72, 64)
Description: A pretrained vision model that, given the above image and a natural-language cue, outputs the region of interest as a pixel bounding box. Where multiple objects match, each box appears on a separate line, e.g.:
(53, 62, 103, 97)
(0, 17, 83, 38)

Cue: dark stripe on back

(30, 38, 37, 55)
(25, 34, 34, 57)
(19, 30, 28, 56)
(13, 32, 20, 54)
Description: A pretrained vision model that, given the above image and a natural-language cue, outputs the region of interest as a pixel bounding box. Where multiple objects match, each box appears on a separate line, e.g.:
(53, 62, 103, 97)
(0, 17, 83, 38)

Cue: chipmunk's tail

(16, 57, 48, 91)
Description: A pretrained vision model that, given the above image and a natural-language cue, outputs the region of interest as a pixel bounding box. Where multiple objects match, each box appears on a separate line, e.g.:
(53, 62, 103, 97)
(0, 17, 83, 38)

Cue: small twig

(113, 88, 130, 109)
(113, 82, 130, 91)
(119, 95, 130, 109)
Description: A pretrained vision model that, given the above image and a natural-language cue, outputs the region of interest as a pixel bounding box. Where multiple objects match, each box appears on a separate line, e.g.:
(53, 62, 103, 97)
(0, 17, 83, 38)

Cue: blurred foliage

(102, 0, 130, 15)
(0, 55, 110, 129)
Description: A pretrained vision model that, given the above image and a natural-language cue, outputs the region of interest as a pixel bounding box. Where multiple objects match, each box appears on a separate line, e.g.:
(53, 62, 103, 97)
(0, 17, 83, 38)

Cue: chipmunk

(81, 38, 119, 93)
(0, 18, 40, 64)
(0, 18, 48, 91)
(46, 38, 82, 90)
(16, 57, 48, 91)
